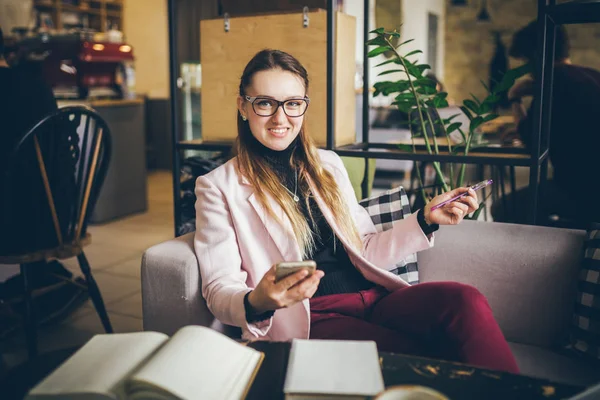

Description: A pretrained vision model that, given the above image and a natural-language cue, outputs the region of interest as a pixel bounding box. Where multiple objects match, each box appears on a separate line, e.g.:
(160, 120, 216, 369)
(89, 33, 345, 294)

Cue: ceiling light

(477, 0, 491, 22)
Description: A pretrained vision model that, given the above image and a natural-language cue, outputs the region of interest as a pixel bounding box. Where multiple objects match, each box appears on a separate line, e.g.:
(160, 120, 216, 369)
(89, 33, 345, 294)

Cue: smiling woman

(191, 50, 517, 374)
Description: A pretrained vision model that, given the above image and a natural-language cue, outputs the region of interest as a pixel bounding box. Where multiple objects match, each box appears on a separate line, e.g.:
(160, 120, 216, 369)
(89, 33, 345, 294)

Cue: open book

(26, 325, 264, 400)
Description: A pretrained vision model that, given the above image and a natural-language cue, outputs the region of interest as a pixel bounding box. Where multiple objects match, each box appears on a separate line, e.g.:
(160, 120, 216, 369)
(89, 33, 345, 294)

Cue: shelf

(333, 143, 536, 167)
(177, 139, 235, 151)
(88, 0, 123, 4)
(60, 4, 103, 15)
(34, 0, 123, 31)
(547, 1, 600, 24)
(176, 139, 544, 167)
(34, 2, 55, 10)
(388, 138, 531, 155)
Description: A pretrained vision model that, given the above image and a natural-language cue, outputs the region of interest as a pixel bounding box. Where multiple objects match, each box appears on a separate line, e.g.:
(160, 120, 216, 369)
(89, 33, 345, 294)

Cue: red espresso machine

(15, 32, 135, 99)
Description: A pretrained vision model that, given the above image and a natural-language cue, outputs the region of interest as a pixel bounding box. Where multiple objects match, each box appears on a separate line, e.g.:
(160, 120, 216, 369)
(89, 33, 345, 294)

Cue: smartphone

(430, 179, 493, 212)
(274, 261, 317, 282)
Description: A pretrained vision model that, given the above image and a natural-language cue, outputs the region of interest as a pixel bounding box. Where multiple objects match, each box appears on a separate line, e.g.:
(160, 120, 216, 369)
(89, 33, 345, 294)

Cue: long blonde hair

(235, 49, 362, 258)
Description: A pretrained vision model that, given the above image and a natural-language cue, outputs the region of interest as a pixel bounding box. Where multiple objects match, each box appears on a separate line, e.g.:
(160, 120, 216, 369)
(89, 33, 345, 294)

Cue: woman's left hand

(424, 187, 479, 226)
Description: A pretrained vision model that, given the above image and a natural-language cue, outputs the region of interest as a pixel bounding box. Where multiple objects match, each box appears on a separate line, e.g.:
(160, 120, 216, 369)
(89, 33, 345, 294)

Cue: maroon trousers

(309, 282, 519, 374)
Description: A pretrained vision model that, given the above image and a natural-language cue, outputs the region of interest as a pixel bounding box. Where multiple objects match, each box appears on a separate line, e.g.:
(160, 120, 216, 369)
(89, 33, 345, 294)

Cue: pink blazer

(194, 150, 434, 341)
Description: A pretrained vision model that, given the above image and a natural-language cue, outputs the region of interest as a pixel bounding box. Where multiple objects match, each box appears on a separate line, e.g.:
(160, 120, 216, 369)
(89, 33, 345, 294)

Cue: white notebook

(283, 339, 385, 400)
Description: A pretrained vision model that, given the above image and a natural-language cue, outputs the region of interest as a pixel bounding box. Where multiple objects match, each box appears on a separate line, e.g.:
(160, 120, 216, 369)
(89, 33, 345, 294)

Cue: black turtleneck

(243, 134, 375, 322)
(243, 134, 439, 322)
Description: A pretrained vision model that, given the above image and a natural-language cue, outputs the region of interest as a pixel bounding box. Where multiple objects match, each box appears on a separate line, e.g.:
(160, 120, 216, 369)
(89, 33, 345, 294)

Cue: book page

(284, 339, 385, 397)
(127, 326, 263, 400)
(26, 331, 169, 400)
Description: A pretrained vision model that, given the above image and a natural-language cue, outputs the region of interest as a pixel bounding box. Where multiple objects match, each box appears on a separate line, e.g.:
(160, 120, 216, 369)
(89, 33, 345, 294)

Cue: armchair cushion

(569, 222, 600, 361)
(359, 186, 419, 284)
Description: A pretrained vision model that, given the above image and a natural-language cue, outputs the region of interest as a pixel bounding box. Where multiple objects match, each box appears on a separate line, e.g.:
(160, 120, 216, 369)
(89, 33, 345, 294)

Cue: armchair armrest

(418, 220, 585, 348)
(141, 233, 215, 335)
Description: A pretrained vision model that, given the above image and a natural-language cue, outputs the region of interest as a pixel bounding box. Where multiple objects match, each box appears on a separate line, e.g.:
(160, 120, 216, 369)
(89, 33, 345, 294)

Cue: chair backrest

(1, 106, 112, 255)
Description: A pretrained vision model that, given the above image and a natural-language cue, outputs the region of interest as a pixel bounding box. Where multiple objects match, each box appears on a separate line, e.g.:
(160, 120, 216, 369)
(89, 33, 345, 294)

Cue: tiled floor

(0, 171, 174, 369)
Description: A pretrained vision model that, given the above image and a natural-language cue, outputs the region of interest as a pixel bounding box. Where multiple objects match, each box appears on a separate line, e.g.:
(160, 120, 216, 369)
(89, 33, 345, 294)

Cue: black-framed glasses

(244, 95, 310, 117)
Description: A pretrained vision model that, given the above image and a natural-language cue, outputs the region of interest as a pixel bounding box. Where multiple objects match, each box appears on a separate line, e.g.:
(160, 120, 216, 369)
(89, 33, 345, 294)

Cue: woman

(194, 49, 519, 373)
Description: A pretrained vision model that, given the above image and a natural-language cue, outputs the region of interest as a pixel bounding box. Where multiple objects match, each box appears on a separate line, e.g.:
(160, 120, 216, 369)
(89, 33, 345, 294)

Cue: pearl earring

(241, 115, 247, 121)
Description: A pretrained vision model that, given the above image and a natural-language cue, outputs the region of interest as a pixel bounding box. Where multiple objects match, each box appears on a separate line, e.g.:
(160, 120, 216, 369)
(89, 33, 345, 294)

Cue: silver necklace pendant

(293, 195, 299, 202)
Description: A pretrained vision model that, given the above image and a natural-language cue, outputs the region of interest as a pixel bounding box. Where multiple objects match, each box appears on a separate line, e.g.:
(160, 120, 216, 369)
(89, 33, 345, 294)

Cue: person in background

(194, 49, 519, 373)
(492, 21, 600, 226)
(0, 26, 57, 163)
(0, 25, 83, 335)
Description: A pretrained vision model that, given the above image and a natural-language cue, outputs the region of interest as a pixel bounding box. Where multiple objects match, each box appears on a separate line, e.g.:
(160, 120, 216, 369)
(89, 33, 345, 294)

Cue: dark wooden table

(247, 342, 584, 400)
(2, 342, 586, 400)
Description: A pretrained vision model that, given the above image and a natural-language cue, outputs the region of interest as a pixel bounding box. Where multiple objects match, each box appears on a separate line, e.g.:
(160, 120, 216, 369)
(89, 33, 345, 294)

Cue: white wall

(401, 0, 445, 79)
(343, 0, 445, 106)
(123, 0, 170, 99)
(0, 0, 34, 34)
(343, 0, 373, 67)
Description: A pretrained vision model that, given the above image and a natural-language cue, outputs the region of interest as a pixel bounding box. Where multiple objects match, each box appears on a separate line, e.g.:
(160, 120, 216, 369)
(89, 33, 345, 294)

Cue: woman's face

(238, 68, 307, 151)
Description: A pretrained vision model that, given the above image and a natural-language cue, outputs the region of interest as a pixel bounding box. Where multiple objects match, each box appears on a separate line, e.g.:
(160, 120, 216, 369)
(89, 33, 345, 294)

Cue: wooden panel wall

(123, 0, 170, 99)
(200, 10, 356, 146)
(335, 12, 358, 147)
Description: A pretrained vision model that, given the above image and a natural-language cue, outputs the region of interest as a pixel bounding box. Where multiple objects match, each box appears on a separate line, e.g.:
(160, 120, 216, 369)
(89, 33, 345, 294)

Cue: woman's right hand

(247, 265, 324, 314)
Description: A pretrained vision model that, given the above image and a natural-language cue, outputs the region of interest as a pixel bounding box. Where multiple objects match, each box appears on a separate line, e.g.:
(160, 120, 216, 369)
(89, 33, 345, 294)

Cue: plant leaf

(395, 92, 415, 102)
(479, 102, 492, 114)
(492, 63, 532, 93)
(459, 106, 474, 121)
(417, 64, 431, 72)
(458, 127, 468, 144)
(374, 81, 410, 95)
(370, 27, 386, 35)
(463, 99, 479, 114)
(398, 38, 415, 46)
(377, 69, 405, 76)
(470, 202, 486, 220)
(406, 64, 430, 78)
(404, 49, 423, 58)
(432, 92, 449, 108)
(442, 113, 462, 124)
(392, 101, 414, 113)
(469, 93, 482, 106)
(451, 145, 466, 155)
(446, 122, 462, 134)
(396, 144, 413, 152)
(375, 58, 397, 67)
(482, 93, 500, 106)
(416, 86, 437, 95)
(418, 93, 436, 102)
(366, 37, 388, 47)
(481, 113, 499, 123)
(415, 77, 437, 88)
(470, 116, 484, 131)
(368, 46, 391, 57)
(480, 79, 491, 93)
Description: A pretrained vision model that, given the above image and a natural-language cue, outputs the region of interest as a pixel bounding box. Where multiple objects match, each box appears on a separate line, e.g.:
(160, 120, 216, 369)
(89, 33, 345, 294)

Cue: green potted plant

(366, 28, 530, 217)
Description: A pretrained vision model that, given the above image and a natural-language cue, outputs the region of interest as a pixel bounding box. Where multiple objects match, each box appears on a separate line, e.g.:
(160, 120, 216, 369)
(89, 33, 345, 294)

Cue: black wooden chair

(0, 106, 114, 359)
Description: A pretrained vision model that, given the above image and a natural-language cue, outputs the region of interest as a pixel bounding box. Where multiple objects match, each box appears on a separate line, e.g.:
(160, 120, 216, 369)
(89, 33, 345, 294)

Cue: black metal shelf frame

(176, 141, 234, 152)
(549, 0, 600, 24)
(167, 0, 181, 235)
(166, 0, 598, 234)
